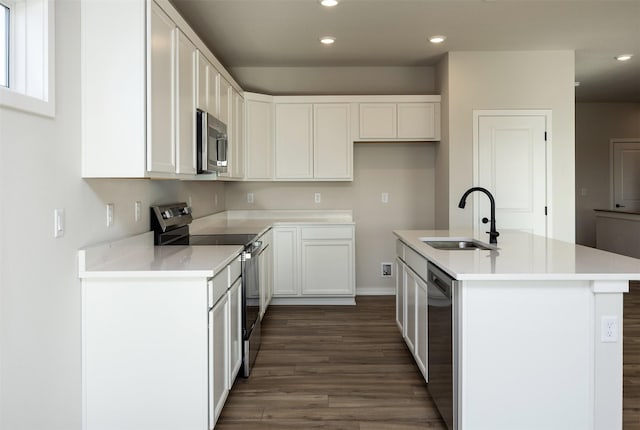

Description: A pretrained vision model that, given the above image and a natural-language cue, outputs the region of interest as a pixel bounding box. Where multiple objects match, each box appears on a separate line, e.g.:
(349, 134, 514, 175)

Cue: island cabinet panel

(228, 279, 242, 389)
(209, 292, 229, 428)
(395, 258, 406, 335)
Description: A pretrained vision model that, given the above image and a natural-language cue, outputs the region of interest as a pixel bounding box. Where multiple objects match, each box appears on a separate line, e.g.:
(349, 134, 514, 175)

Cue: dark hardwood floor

(217, 290, 640, 429)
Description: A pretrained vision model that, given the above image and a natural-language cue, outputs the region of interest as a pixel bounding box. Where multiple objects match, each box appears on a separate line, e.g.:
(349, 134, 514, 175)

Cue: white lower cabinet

(272, 225, 355, 298)
(397, 245, 428, 381)
(81, 254, 243, 430)
(209, 292, 229, 428)
(259, 230, 273, 319)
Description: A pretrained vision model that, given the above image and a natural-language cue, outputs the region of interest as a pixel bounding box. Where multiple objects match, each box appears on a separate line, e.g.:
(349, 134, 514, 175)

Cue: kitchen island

(394, 229, 640, 430)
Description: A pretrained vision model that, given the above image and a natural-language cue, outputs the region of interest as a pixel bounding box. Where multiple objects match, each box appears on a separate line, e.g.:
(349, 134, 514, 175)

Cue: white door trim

(609, 138, 640, 210)
(472, 109, 552, 237)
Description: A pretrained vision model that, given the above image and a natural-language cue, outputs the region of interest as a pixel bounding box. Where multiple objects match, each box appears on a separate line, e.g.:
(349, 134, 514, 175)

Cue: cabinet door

(314, 103, 351, 179)
(196, 51, 209, 111)
(359, 103, 396, 139)
(275, 104, 313, 179)
(209, 294, 229, 428)
(301, 240, 354, 296)
(245, 100, 274, 180)
(396, 258, 406, 335)
(415, 274, 428, 379)
(207, 68, 218, 116)
(218, 76, 232, 125)
(397, 102, 438, 140)
(230, 90, 245, 178)
(259, 243, 270, 319)
(147, 2, 176, 173)
(405, 268, 417, 354)
(175, 30, 197, 175)
(228, 279, 242, 383)
(272, 227, 299, 296)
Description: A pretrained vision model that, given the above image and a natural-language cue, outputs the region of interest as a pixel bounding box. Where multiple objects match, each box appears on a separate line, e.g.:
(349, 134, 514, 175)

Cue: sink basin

(421, 238, 496, 251)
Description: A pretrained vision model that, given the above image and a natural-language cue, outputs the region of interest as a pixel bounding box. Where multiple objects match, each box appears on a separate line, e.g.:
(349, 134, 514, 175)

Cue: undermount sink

(421, 238, 496, 251)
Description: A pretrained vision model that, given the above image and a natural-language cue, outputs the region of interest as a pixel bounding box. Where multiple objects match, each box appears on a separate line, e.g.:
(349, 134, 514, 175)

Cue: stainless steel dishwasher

(427, 262, 456, 430)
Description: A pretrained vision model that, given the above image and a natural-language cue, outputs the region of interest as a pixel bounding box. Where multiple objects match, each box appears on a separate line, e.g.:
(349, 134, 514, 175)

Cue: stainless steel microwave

(196, 109, 228, 174)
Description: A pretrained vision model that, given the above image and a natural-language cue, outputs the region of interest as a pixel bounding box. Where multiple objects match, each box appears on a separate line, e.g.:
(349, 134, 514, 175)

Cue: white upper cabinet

(314, 104, 351, 180)
(218, 76, 232, 125)
(275, 103, 314, 179)
(81, 0, 241, 179)
(245, 93, 274, 180)
(356, 96, 441, 142)
(175, 29, 197, 175)
(147, 2, 176, 174)
(273, 100, 352, 181)
(359, 103, 397, 139)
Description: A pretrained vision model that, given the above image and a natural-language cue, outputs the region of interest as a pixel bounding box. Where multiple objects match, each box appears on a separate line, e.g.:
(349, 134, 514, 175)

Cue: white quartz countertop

(394, 229, 640, 281)
(79, 210, 354, 279)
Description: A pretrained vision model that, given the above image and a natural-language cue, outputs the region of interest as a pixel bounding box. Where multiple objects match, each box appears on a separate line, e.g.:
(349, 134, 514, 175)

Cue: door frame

(609, 138, 640, 210)
(472, 109, 552, 237)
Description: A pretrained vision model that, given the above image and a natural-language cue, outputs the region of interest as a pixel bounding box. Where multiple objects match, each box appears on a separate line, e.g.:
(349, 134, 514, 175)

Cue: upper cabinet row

(80, 0, 440, 182)
(244, 94, 441, 182)
(81, 0, 242, 179)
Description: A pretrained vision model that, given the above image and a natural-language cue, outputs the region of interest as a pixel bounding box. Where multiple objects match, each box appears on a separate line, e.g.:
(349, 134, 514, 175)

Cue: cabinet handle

(616, 204, 626, 208)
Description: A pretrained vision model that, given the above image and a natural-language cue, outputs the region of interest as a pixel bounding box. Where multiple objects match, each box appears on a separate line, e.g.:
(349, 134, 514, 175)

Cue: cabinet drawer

(229, 255, 241, 283)
(208, 266, 229, 308)
(396, 240, 405, 260)
(301, 226, 353, 240)
(404, 246, 428, 282)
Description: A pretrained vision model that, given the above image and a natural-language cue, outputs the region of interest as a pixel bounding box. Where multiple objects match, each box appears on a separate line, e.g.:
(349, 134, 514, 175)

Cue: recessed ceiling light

(320, 36, 336, 45)
(319, 0, 339, 6)
(429, 35, 446, 44)
(615, 54, 633, 61)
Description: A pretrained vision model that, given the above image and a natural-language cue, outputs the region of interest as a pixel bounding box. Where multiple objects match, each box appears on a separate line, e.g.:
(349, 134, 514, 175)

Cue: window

(0, 0, 54, 117)
(0, 2, 8, 88)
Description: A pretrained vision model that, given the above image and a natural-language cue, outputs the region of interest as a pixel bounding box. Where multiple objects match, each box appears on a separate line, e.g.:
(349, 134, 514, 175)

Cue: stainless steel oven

(151, 203, 263, 378)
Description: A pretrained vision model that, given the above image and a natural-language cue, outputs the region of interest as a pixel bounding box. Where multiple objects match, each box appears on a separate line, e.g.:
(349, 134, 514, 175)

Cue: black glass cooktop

(188, 234, 257, 246)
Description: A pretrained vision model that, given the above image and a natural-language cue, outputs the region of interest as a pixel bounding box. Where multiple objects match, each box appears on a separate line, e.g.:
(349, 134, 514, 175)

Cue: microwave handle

(217, 136, 228, 164)
(201, 114, 208, 171)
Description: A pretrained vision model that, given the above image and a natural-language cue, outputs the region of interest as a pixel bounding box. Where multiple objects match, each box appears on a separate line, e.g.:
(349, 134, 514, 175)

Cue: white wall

(0, 2, 225, 428)
(230, 66, 436, 96)
(225, 143, 436, 293)
(442, 51, 576, 242)
(575, 103, 640, 247)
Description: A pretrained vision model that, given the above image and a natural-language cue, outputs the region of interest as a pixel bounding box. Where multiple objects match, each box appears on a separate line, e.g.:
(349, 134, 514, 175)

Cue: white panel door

(209, 294, 229, 428)
(175, 30, 197, 175)
(228, 279, 242, 382)
(196, 51, 208, 112)
(275, 103, 313, 179)
(476, 113, 547, 236)
(272, 227, 299, 296)
(611, 140, 640, 211)
(314, 103, 351, 179)
(218, 76, 232, 125)
(147, 2, 175, 173)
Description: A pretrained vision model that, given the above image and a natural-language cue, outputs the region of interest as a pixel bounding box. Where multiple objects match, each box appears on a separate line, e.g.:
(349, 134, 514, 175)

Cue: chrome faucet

(458, 187, 500, 244)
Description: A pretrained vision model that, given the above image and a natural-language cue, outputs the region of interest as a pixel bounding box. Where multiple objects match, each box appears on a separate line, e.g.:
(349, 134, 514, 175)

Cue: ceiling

(169, 0, 640, 102)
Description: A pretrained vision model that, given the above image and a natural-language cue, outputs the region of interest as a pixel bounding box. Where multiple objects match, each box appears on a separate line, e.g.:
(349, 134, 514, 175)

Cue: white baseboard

(356, 286, 395, 296)
(270, 297, 356, 306)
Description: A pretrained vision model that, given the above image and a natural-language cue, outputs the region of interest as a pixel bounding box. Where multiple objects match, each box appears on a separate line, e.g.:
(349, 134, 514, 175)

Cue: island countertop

(394, 229, 640, 282)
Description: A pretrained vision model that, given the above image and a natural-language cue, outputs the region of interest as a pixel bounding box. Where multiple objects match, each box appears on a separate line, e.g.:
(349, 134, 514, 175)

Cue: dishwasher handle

(427, 262, 454, 300)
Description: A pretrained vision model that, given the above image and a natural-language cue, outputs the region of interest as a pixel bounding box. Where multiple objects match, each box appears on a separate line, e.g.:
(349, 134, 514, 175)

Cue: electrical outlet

(53, 209, 65, 238)
(601, 316, 618, 342)
(106, 203, 114, 227)
(381, 262, 393, 277)
(187, 195, 193, 207)
(134, 201, 142, 222)
(381, 192, 389, 203)
(247, 193, 254, 204)
(314, 193, 321, 203)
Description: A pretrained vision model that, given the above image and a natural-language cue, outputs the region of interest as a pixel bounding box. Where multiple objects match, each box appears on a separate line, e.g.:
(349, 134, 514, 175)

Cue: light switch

(53, 209, 65, 238)
(106, 203, 114, 227)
